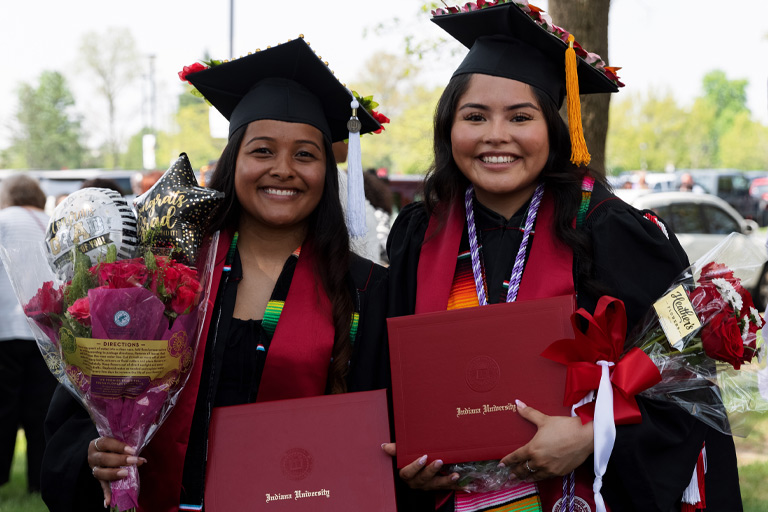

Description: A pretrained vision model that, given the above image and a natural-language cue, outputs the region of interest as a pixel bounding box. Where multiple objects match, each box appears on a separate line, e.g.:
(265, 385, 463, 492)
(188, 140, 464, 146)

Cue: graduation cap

(432, 1, 623, 166)
(180, 37, 381, 237)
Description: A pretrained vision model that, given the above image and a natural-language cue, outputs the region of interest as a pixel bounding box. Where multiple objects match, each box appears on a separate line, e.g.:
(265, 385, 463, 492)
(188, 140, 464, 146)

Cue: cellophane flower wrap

(0, 235, 218, 511)
(628, 232, 768, 436)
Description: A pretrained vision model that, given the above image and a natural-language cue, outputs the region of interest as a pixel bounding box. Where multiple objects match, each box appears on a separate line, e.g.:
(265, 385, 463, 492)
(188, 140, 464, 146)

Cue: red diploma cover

(387, 295, 575, 468)
(204, 389, 397, 511)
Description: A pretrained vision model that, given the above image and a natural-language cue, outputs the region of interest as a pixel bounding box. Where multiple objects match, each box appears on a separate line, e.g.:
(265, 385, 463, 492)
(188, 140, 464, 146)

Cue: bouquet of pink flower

(1, 157, 223, 511)
(4, 237, 218, 511)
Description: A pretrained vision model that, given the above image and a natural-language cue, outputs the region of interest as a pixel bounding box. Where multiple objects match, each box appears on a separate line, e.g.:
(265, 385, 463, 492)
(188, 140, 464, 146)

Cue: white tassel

(346, 99, 366, 238)
(682, 445, 706, 507)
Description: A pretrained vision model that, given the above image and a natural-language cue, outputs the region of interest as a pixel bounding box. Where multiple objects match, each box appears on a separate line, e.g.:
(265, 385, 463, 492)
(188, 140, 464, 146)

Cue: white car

(616, 190, 768, 308)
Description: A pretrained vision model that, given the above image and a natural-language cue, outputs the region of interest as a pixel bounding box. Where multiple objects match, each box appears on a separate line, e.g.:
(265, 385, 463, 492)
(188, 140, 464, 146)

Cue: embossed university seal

(465, 355, 500, 392)
(281, 448, 313, 480)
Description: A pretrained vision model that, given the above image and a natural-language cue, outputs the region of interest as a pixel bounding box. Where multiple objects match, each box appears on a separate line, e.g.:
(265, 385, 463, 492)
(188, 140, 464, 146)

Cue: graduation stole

(416, 188, 610, 512)
(415, 188, 574, 314)
(256, 242, 335, 402)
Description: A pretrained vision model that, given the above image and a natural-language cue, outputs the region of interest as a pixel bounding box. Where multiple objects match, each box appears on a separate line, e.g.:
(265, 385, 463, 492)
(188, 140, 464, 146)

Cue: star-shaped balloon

(134, 153, 225, 265)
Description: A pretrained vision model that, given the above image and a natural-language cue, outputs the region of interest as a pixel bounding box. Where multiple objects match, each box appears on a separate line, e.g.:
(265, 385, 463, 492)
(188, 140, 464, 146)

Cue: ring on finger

(524, 460, 537, 473)
(94, 437, 102, 452)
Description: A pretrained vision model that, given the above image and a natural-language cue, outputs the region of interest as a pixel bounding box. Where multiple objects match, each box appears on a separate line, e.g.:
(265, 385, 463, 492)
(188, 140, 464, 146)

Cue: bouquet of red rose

(627, 233, 767, 436)
(542, 232, 768, 511)
(545, 232, 767, 437)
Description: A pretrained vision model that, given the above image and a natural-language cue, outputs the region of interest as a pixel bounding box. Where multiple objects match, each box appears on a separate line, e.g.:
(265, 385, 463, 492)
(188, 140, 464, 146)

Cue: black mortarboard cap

(432, 1, 622, 166)
(184, 38, 380, 142)
(432, 2, 620, 108)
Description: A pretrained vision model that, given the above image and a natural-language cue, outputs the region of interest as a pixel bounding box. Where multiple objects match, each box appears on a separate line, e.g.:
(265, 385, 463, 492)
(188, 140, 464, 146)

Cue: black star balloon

(134, 153, 225, 265)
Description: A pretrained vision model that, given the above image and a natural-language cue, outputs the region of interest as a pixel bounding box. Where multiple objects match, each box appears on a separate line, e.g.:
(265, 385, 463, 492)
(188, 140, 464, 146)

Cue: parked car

(749, 176, 768, 226)
(617, 190, 768, 308)
(677, 169, 758, 221)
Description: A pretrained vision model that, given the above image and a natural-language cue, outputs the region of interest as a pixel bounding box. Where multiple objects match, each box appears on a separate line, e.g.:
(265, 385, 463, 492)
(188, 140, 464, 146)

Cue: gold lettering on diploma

(265, 489, 331, 503)
(456, 402, 517, 418)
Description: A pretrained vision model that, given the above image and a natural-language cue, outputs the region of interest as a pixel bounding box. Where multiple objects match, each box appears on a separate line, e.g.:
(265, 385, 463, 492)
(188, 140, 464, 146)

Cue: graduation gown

(41, 231, 390, 512)
(387, 182, 742, 512)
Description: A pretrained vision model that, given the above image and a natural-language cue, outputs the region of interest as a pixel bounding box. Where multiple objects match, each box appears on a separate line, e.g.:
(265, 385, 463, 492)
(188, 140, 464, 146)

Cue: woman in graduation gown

(41, 38, 390, 512)
(384, 3, 741, 512)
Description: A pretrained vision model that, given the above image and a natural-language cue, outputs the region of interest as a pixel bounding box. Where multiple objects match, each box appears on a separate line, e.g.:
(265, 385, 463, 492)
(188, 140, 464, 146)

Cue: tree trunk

(549, 0, 612, 175)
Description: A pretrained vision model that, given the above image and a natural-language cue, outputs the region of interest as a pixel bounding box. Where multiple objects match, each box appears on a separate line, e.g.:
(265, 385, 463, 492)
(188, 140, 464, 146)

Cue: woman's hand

(88, 437, 147, 508)
(381, 443, 461, 491)
(499, 400, 593, 481)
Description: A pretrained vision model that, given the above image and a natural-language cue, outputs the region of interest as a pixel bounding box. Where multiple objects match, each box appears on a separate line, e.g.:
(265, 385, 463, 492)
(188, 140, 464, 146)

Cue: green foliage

(7, 71, 87, 169)
(156, 102, 227, 171)
(719, 111, 768, 170)
(360, 85, 442, 175)
(606, 70, 767, 173)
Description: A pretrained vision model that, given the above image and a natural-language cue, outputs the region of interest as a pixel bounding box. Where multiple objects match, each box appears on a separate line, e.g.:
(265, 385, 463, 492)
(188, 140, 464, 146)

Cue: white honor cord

(592, 361, 615, 512)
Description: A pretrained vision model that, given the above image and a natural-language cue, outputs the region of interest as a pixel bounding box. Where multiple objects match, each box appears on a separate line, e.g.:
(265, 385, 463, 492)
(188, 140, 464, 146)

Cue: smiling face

(450, 74, 550, 218)
(235, 119, 327, 233)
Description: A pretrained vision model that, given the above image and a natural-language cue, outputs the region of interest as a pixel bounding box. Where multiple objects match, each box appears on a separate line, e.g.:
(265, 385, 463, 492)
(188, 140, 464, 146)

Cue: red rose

(67, 297, 91, 326)
(170, 285, 198, 315)
(698, 262, 735, 285)
(24, 281, 63, 319)
(98, 259, 148, 288)
(371, 110, 390, 134)
(688, 284, 725, 324)
(701, 310, 745, 369)
(178, 62, 207, 83)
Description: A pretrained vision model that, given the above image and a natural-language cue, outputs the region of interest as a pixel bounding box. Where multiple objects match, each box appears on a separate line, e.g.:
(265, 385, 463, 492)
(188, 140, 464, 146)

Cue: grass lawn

(0, 433, 46, 512)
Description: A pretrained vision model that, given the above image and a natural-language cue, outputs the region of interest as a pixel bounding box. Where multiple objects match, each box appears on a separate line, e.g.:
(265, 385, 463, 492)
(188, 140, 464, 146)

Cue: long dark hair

(207, 124, 354, 394)
(424, 73, 608, 297)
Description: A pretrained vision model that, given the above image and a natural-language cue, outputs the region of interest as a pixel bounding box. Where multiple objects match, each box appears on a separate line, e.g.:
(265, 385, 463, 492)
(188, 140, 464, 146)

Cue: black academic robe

(41, 240, 390, 512)
(387, 182, 742, 512)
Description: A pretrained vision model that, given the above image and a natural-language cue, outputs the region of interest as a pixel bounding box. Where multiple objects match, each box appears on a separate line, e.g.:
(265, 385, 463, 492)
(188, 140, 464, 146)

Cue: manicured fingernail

(418, 455, 428, 465)
(104, 500, 107, 508)
(497, 462, 506, 468)
(116, 469, 129, 478)
(124, 446, 136, 455)
(381, 443, 387, 449)
(433, 459, 443, 469)
(126, 456, 139, 465)
(140, 457, 148, 464)
(451, 473, 460, 481)
(515, 399, 527, 409)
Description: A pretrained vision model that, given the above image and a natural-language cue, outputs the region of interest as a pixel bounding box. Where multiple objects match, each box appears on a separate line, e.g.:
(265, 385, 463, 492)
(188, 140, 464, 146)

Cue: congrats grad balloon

(46, 188, 139, 280)
(133, 153, 224, 265)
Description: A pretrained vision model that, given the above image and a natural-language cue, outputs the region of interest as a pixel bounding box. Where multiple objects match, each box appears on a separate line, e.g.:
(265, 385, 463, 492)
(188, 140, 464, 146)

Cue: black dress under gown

(387, 181, 742, 512)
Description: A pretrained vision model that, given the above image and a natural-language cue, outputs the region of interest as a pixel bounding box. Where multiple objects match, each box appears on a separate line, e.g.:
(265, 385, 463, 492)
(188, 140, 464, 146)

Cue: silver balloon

(46, 188, 138, 279)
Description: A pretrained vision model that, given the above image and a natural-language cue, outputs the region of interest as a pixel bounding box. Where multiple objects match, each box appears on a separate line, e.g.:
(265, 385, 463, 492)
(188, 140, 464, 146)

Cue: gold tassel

(565, 34, 590, 167)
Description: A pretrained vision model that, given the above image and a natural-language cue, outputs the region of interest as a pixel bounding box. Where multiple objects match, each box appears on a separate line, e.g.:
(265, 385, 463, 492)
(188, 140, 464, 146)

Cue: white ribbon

(592, 360, 616, 512)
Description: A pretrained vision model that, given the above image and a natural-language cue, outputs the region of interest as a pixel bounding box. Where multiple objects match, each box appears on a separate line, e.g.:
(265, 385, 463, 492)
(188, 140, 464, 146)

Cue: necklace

(464, 183, 545, 305)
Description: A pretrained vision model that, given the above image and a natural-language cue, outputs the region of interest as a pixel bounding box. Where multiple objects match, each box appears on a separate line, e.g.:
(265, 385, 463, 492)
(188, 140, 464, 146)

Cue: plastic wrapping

(446, 459, 520, 493)
(0, 233, 218, 512)
(628, 232, 768, 437)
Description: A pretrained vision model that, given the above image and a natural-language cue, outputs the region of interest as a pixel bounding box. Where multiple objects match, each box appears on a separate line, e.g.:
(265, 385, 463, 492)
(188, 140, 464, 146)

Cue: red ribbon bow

(541, 296, 661, 425)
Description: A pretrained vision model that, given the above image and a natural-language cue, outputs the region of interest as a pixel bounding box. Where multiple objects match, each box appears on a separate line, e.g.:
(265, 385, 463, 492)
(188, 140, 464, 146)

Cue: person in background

(363, 169, 393, 264)
(679, 172, 704, 193)
(80, 178, 124, 195)
(0, 175, 58, 493)
(384, 3, 740, 511)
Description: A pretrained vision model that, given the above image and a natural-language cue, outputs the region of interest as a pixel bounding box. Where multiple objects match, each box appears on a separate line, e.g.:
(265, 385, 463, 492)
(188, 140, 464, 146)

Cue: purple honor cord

(464, 183, 545, 305)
